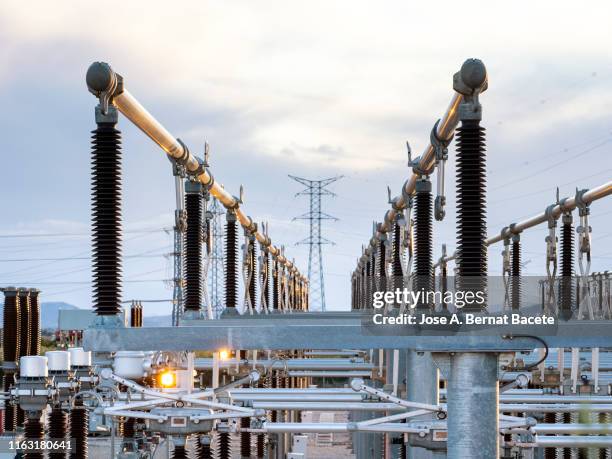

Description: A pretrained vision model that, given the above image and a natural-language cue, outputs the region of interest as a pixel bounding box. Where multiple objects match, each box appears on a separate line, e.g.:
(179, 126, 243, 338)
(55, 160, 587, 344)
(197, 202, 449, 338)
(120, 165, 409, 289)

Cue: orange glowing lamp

(159, 370, 176, 388)
(219, 349, 230, 361)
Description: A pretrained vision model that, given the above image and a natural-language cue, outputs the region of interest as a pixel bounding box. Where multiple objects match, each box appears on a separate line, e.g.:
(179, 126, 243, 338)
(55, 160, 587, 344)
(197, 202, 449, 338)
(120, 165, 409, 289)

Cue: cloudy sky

(1, 1, 611, 316)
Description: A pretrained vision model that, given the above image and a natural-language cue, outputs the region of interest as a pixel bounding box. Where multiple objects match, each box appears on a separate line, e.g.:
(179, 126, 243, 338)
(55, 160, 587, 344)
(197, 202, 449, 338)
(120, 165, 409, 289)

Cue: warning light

(160, 370, 176, 388)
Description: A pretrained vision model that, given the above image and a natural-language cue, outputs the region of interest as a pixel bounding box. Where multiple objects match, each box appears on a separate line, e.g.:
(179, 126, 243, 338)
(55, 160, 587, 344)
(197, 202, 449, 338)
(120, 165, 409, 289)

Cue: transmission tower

(290, 175, 342, 311)
(208, 197, 225, 318)
(171, 166, 186, 326)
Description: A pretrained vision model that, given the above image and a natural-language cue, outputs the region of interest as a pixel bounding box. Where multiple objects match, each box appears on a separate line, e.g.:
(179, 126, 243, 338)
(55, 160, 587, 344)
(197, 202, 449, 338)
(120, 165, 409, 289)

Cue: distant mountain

(0, 301, 79, 330)
(1, 300, 171, 329)
(143, 314, 172, 327)
(41, 302, 79, 330)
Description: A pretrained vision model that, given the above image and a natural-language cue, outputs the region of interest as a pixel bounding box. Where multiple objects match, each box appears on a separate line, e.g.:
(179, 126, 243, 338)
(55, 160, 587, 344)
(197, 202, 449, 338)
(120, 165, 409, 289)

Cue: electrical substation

(1, 58, 612, 459)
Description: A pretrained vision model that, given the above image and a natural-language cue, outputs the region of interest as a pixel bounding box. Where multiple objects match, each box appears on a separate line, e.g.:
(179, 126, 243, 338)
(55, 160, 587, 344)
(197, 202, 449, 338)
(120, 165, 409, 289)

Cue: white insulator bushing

(46, 351, 71, 371)
(20, 356, 48, 378)
(68, 347, 92, 367)
(113, 351, 146, 379)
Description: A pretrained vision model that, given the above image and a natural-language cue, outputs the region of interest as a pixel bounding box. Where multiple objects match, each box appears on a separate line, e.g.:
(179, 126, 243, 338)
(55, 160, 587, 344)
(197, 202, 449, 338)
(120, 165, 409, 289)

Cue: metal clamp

(544, 203, 558, 229)
(387, 186, 405, 212)
(226, 187, 243, 212)
(431, 119, 453, 221)
(188, 156, 208, 184)
(172, 162, 187, 179)
(172, 138, 192, 169)
(245, 217, 257, 235)
(406, 137, 429, 176)
(409, 155, 428, 177)
(226, 209, 238, 223)
(500, 226, 511, 242)
(575, 188, 590, 217)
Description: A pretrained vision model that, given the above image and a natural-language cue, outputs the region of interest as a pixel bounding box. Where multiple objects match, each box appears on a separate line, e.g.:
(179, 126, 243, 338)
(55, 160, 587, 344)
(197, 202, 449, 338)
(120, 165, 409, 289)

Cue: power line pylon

(171, 165, 186, 326)
(290, 175, 342, 311)
(208, 197, 225, 318)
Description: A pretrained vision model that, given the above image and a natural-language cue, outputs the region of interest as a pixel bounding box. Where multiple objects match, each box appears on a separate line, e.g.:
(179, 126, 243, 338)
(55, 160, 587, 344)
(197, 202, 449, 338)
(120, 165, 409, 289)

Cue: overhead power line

(0, 227, 170, 239)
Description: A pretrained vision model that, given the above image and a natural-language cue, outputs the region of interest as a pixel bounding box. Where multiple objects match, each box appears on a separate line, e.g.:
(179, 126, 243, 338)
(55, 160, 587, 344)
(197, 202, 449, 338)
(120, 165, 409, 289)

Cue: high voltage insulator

(116, 416, 125, 438)
(123, 417, 136, 439)
(256, 377, 267, 458)
(392, 221, 403, 294)
(256, 430, 265, 458)
(511, 234, 521, 310)
(269, 372, 278, 423)
(294, 275, 300, 310)
(455, 119, 488, 302)
(3, 375, 16, 432)
(197, 436, 213, 459)
(225, 212, 238, 311)
(23, 414, 44, 459)
(293, 273, 298, 309)
(272, 259, 280, 311)
(185, 181, 204, 314)
(289, 272, 295, 310)
(245, 233, 257, 313)
(70, 399, 89, 459)
(260, 249, 270, 312)
(356, 265, 363, 309)
(2, 287, 19, 432)
(240, 416, 251, 458)
(3, 287, 20, 363)
(351, 275, 356, 310)
(278, 264, 286, 311)
(541, 413, 556, 458)
(130, 301, 141, 327)
(414, 178, 433, 309)
(365, 255, 372, 308)
(392, 222, 403, 277)
(378, 236, 386, 284)
(29, 289, 40, 356)
(48, 407, 69, 459)
(91, 105, 122, 317)
(559, 213, 574, 320)
(18, 288, 31, 358)
(454, 60, 488, 311)
(171, 445, 187, 459)
(368, 249, 376, 308)
(216, 432, 231, 459)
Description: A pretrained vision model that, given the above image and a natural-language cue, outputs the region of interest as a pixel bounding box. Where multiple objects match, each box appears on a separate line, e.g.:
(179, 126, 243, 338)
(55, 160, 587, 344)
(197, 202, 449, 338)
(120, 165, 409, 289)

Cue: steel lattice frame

(290, 175, 342, 311)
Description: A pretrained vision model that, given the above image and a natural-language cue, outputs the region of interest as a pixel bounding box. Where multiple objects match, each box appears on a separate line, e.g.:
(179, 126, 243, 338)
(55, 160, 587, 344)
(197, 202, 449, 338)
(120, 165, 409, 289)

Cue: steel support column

(447, 353, 498, 458)
(407, 351, 441, 459)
